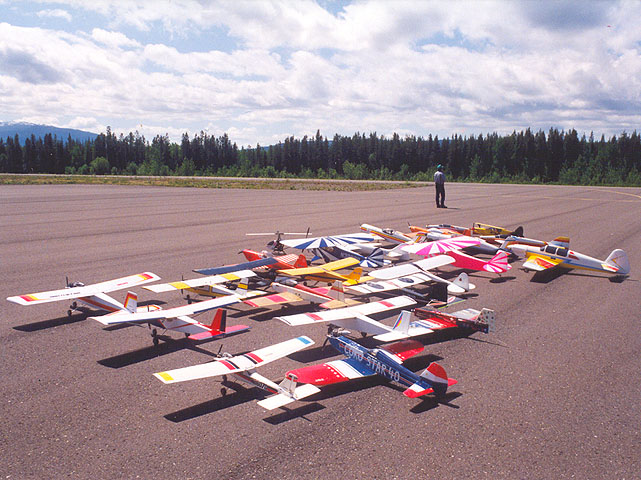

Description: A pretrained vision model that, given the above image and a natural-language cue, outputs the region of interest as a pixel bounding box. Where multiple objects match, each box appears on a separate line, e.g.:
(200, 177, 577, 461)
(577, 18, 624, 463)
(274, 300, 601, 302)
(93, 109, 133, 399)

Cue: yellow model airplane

(277, 257, 373, 285)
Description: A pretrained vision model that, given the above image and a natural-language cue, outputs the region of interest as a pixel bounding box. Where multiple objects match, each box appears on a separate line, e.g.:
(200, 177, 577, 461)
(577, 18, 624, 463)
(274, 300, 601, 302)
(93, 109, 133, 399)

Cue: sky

(1, 0, 640, 147)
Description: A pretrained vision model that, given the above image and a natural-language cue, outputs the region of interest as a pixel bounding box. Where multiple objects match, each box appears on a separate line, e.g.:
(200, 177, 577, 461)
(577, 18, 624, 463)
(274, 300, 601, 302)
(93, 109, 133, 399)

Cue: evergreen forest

(2, 127, 640, 186)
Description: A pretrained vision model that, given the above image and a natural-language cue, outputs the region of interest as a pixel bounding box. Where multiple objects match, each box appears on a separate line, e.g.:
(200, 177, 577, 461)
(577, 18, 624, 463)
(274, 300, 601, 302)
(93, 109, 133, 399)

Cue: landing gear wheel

(152, 329, 159, 346)
(221, 387, 227, 397)
(67, 310, 72, 317)
(187, 295, 191, 305)
(361, 332, 367, 338)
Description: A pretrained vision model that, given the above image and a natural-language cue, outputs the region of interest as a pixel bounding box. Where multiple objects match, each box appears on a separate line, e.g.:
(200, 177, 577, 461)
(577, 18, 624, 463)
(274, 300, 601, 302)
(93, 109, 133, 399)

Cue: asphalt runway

(2, 183, 640, 479)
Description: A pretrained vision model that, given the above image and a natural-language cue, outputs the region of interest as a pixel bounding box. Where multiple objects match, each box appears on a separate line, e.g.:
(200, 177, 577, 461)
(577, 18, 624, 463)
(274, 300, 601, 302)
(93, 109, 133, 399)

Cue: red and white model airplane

(91, 294, 252, 345)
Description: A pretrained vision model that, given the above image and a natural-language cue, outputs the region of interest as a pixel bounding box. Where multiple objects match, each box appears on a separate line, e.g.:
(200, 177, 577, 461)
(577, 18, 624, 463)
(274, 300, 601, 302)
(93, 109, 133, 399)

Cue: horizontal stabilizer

(188, 324, 250, 341)
(257, 384, 321, 410)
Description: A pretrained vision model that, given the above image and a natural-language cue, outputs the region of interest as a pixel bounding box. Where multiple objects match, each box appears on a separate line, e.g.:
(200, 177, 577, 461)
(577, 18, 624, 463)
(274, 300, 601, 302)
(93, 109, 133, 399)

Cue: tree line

(1, 127, 640, 186)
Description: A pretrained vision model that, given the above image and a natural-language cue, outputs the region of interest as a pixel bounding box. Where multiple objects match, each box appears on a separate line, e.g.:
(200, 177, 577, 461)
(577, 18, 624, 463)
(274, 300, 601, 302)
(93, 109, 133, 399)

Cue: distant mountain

(0, 122, 99, 144)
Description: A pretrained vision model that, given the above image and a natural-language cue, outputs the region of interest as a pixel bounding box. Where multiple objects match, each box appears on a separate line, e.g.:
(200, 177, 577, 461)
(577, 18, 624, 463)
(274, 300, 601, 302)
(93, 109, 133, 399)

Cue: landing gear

(186, 294, 191, 305)
(151, 328, 159, 346)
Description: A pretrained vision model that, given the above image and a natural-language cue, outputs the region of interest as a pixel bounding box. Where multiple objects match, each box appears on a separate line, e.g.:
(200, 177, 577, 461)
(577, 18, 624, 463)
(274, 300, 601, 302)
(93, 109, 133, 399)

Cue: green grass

(0, 174, 424, 191)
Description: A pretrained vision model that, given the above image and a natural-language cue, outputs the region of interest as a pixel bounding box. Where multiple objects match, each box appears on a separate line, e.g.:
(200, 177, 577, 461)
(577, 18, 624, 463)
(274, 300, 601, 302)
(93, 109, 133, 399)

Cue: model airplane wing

(369, 255, 454, 280)
(91, 294, 246, 325)
(522, 253, 564, 271)
(275, 295, 416, 326)
(143, 270, 256, 293)
(193, 258, 277, 276)
(280, 233, 377, 250)
(7, 272, 160, 306)
(279, 257, 360, 276)
(287, 339, 424, 385)
(242, 291, 304, 307)
(402, 236, 481, 256)
(154, 336, 314, 383)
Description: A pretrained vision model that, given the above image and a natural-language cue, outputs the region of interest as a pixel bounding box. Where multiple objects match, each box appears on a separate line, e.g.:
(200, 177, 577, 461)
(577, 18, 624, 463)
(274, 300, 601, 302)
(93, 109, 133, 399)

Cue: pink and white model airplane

(401, 236, 512, 274)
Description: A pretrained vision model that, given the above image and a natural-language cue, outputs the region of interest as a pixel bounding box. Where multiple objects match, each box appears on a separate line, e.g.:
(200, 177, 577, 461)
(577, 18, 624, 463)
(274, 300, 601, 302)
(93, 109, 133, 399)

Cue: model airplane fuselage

(288, 335, 456, 398)
(506, 238, 630, 276)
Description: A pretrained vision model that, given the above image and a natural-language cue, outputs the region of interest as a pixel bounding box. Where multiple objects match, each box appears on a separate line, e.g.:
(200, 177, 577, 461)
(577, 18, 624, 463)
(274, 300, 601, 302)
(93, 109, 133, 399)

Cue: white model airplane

(154, 336, 320, 410)
(7, 272, 161, 317)
(503, 236, 631, 277)
(90, 293, 252, 345)
(372, 307, 496, 342)
(143, 270, 262, 302)
(348, 256, 476, 296)
(275, 295, 417, 337)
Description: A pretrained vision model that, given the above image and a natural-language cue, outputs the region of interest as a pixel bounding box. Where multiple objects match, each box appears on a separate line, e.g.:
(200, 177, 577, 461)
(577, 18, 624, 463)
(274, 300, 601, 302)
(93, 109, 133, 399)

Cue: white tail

(391, 310, 412, 335)
(451, 272, 475, 292)
(328, 280, 345, 301)
(124, 291, 137, 313)
(477, 308, 496, 333)
(484, 251, 511, 273)
(605, 249, 630, 275)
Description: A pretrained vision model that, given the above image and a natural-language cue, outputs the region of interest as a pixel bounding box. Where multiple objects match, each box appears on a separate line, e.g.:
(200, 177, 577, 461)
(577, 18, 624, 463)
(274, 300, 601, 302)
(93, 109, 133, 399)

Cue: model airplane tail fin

(294, 254, 308, 268)
(404, 362, 456, 398)
(124, 291, 138, 313)
(391, 310, 412, 335)
(344, 267, 363, 284)
(328, 281, 345, 301)
(241, 249, 260, 261)
(386, 243, 410, 261)
(477, 308, 496, 333)
(605, 249, 630, 275)
(207, 308, 227, 333)
(451, 272, 472, 292)
(484, 251, 511, 273)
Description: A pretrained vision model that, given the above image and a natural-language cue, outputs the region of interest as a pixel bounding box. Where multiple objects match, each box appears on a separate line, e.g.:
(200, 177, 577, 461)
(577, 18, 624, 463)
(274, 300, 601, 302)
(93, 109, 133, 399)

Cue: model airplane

(279, 232, 387, 267)
(372, 307, 495, 342)
(354, 256, 475, 296)
(154, 336, 320, 410)
(91, 293, 251, 345)
(277, 257, 372, 285)
(401, 236, 512, 274)
(286, 333, 457, 400)
(360, 223, 429, 244)
(275, 295, 417, 337)
(244, 280, 360, 310)
(143, 270, 260, 302)
(503, 236, 630, 277)
(7, 272, 161, 317)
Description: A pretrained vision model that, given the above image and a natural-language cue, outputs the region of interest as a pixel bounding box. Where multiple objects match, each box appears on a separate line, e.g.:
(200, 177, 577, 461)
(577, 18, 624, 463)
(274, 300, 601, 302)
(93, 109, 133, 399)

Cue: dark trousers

(435, 183, 445, 207)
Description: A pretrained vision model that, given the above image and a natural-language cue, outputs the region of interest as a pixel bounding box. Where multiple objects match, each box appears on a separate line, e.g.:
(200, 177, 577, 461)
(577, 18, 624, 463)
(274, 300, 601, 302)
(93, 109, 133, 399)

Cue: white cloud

(36, 9, 72, 22)
(0, 1, 640, 147)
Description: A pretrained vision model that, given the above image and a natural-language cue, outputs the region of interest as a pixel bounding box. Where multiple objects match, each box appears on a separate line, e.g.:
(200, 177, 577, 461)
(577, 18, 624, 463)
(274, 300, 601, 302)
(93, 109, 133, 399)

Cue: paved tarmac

(1, 183, 640, 480)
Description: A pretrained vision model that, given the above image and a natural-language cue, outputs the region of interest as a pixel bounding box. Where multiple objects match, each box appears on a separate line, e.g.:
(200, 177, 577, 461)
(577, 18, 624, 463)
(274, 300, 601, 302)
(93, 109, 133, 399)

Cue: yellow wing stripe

(157, 372, 174, 382)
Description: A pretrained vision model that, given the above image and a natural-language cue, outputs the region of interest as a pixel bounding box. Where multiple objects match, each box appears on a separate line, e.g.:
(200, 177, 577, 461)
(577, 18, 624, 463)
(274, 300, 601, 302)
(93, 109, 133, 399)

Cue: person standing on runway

(434, 164, 446, 208)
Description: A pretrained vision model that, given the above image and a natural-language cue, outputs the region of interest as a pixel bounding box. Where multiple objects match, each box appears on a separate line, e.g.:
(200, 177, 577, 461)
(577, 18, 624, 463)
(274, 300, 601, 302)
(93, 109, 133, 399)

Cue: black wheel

(221, 387, 227, 397)
(67, 310, 72, 317)
(361, 332, 367, 338)
(153, 336, 159, 346)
